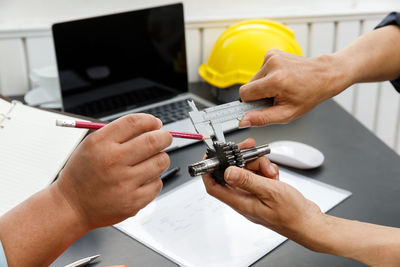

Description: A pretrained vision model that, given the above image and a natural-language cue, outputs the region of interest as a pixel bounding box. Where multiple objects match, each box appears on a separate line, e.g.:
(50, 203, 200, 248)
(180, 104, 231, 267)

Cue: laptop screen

(52, 3, 188, 118)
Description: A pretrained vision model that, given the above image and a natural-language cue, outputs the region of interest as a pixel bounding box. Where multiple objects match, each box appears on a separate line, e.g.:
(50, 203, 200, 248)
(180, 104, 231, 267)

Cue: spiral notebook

(0, 97, 88, 216)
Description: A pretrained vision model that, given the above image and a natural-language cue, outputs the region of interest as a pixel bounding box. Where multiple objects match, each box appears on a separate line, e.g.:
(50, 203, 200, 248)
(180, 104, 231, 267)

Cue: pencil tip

(203, 135, 211, 140)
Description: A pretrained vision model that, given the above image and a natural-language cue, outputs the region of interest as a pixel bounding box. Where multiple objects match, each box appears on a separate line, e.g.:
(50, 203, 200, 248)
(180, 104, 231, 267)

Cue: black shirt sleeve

(375, 12, 400, 93)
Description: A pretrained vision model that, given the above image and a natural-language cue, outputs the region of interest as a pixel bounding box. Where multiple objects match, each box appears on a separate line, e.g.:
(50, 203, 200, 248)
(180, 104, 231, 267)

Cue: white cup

(30, 65, 61, 102)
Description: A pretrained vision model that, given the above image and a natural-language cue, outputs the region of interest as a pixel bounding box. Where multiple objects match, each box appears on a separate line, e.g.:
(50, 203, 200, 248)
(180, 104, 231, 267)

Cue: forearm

(300, 214, 400, 266)
(331, 25, 400, 86)
(0, 184, 89, 266)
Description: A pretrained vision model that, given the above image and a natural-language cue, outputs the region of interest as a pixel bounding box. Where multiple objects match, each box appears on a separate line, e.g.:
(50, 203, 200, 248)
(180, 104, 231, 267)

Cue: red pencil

(56, 119, 210, 140)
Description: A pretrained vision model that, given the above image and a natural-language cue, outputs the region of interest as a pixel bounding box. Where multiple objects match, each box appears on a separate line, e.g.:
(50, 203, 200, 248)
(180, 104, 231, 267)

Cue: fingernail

(269, 164, 277, 177)
(225, 167, 239, 183)
(239, 116, 251, 128)
(157, 118, 163, 128)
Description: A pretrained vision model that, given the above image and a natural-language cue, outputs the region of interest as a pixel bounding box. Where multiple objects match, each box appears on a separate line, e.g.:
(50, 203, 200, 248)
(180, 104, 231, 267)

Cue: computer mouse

(266, 140, 324, 169)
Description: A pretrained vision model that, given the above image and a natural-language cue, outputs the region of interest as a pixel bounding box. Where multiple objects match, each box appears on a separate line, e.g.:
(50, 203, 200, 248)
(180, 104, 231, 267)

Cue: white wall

(0, 0, 398, 27)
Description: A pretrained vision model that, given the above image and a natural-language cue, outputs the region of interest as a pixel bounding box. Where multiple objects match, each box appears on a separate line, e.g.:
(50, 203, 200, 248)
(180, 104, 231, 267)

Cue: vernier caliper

(187, 98, 273, 184)
(187, 98, 273, 149)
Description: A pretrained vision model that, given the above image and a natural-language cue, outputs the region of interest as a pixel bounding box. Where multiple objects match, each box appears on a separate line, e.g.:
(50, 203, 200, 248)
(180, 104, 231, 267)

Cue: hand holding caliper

(187, 98, 273, 184)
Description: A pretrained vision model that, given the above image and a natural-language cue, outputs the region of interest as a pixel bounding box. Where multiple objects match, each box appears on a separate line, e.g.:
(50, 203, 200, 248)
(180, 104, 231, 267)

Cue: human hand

(53, 114, 172, 230)
(202, 138, 322, 242)
(238, 49, 352, 127)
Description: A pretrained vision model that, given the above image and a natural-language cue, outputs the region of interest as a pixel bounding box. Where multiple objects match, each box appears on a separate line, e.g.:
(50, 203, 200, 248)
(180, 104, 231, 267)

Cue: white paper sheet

(115, 169, 351, 267)
(0, 99, 87, 216)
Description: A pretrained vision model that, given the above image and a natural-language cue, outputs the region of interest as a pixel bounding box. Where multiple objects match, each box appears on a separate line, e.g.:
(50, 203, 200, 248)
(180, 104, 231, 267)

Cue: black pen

(160, 167, 180, 180)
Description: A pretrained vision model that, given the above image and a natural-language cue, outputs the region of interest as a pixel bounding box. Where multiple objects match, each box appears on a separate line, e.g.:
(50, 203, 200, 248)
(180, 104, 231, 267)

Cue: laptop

(52, 3, 235, 151)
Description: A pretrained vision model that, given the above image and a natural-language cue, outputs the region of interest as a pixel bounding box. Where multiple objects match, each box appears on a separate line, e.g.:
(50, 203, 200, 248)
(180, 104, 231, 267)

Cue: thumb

(225, 166, 272, 196)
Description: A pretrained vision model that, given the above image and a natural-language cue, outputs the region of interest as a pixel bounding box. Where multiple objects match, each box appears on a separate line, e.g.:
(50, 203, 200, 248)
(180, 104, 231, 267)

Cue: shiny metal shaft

(188, 157, 220, 177)
(242, 144, 270, 162)
(188, 144, 270, 177)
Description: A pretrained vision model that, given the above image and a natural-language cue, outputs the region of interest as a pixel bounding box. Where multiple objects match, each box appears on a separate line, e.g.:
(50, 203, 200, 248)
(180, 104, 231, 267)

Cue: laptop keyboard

(141, 99, 208, 124)
(67, 86, 170, 118)
(67, 86, 208, 124)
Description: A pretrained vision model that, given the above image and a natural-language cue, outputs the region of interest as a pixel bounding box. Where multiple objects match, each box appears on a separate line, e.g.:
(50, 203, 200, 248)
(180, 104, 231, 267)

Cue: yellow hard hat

(199, 19, 303, 88)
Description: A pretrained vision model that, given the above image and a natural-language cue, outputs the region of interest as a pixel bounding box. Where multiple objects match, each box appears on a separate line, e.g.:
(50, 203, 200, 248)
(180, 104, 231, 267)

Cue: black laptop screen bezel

(52, 3, 188, 118)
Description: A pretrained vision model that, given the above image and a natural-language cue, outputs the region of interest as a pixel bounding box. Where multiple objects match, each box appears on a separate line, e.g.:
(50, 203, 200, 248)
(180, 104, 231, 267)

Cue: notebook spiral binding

(0, 100, 21, 128)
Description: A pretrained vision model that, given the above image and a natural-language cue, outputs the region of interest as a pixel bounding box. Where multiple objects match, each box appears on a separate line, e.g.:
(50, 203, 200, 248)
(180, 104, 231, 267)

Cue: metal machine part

(188, 141, 271, 184)
(187, 99, 272, 184)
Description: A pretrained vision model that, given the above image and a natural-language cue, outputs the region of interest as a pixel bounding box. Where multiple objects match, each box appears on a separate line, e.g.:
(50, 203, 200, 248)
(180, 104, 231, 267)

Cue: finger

(249, 61, 268, 83)
(202, 171, 254, 197)
(225, 166, 278, 198)
(202, 173, 254, 204)
(237, 138, 256, 150)
(121, 129, 172, 165)
(201, 138, 255, 160)
(239, 77, 276, 102)
(248, 49, 285, 83)
(264, 49, 285, 60)
(263, 49, 297, 64)
(125, 152, 170, 187)
(97, 113, 162, 143)
(129, 178, 163, 215)
(271, 163, 280, 180)
(241, 52, 305, 103)
(202, 173, 219, 189)
(248, 67, 267, 83)
(202, 173, 272, 216)
(245, 156, 279, 179)
(240, 105, 295, 127)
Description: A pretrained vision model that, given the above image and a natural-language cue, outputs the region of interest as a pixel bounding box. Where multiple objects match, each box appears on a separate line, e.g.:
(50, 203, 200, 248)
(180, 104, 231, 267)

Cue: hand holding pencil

(56, 119, 210, 140)
(55, 113, 172, 229)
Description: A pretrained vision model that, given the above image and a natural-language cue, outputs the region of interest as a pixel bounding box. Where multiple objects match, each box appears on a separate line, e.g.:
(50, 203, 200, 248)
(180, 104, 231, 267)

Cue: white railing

(1, 10, 399, 153)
